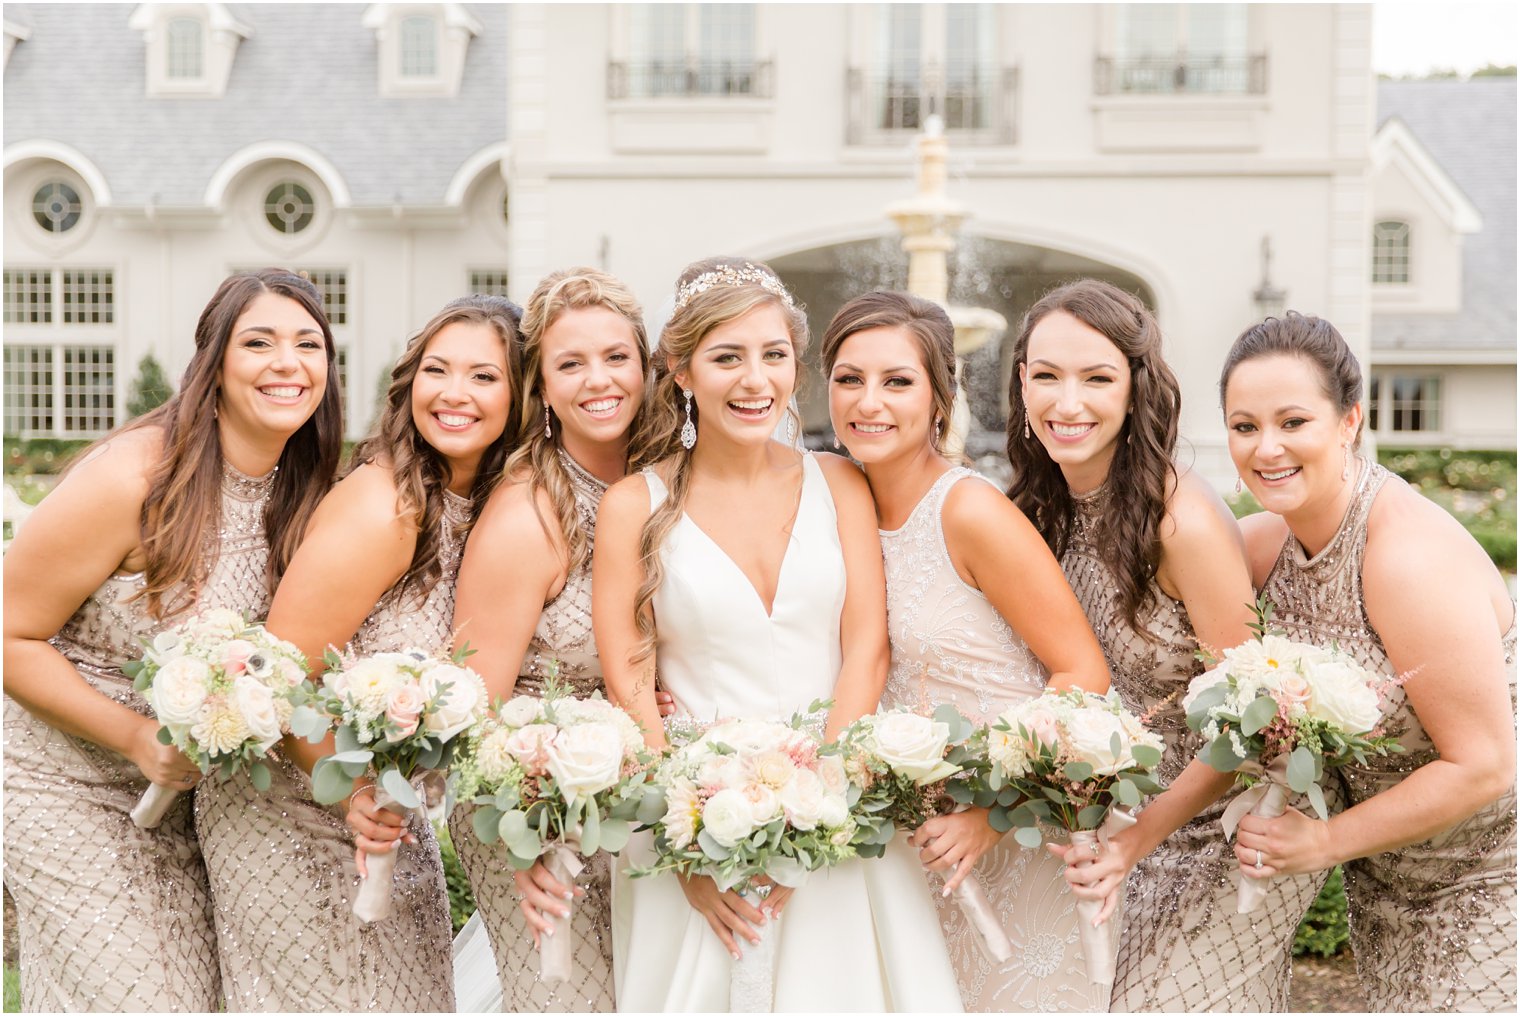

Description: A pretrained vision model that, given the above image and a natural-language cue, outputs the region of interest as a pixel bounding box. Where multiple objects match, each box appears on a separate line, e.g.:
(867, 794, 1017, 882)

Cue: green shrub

(1226, 489, 1263, 519)
(437, 825, 477, 933)
(1379, 448, 1516, 493)
(3, 438, 91, 476)
(1293, 866, 1350, 957)
(4, 963, 20, 1012)
(126, 353, 174, 419)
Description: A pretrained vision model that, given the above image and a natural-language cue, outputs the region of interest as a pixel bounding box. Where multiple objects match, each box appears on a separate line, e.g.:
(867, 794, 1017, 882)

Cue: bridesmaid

(2, 269, 341, 1011)
(194, 295, 521, 1011)
(448, 268, 650, 1012)
(1010, 280, 1324, 1011)
(822, 290, 1115, 1011)
(1221, 312, 1515, 1012)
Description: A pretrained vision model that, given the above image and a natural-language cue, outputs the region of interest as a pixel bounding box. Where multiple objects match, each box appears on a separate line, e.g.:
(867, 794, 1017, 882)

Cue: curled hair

(629, 256, 808, 662)
(508, 267, 651, 574)
(820, 290, 958, 454)
(1219, 311, 1365, 446)
(1005, 279, 1180, 638)
(99, 269, 343, 618)
(349, 295, 524, 603)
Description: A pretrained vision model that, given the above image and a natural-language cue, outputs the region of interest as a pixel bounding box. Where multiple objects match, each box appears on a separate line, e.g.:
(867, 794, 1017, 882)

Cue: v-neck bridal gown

(609, 452, 963, 1012)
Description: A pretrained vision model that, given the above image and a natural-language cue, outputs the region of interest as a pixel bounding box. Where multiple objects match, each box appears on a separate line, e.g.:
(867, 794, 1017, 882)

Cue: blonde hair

(628, 256, 808, 662)
(507, 267, 651, 572)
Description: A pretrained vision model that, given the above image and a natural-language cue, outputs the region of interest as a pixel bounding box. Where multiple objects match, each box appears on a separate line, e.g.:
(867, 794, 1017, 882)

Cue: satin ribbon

(1068, 807, 1138, 987)
(538, 842, 587, 985)
(1219, 754, 1291, 841)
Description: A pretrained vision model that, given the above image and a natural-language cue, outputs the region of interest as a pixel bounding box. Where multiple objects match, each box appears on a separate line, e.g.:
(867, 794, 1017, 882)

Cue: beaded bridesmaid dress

(1, 462, 276, 1012)
(450, 451, 616, 1012)
(193, 487, 466, 1012)
(1062, 482, 1336, 1011)
(880, 467, 1112, 1012)
(611, 453, 963, 1012)
(1259, 460, 1517, 1012)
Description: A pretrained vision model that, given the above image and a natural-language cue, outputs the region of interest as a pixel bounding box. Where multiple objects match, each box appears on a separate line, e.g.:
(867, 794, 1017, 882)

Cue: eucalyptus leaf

(945, 782, 974, 805)
(417, 740, 444, 771)
(311, 759, 354, 805)
(328, 750, 373, 765)
(1206, 735, 1245, 772)
(1115, 778, 1139, 807)
(1287, 745, 1318, 794)
(334, 725, 363, 755)
(473, 805, 502, 845)
(249, 762, 272, 793)
(498, 809, 528, 845)
(1130, 744, 1162, 770)
(156, 726, 173, 745)
(580, 803, 601, 856)
(1077, 804, 1108, 829)
(380, 768, 420, 810)
(1013, 825, 1044, 849)
(507, 827, 542, 861)
(288, 705, 329, 742)
(987, 807, 1015, 833)
(697, 829, 731, 861)
(599, 817, 632, 854)
(1306, 781, 1328, 821)
(1063, 760, 1094, 782)
(339, 760, 370, 780)
(1241, 694, 1279, 736)
(636, 786, 668, 826)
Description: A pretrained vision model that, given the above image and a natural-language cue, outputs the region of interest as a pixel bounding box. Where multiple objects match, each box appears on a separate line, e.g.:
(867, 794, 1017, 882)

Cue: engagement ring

(1255, 850, 1263, 870)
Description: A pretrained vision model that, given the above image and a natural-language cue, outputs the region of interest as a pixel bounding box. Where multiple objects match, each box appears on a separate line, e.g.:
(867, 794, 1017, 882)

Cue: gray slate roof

(3, 3, 507, 207)
(1372, 78, 1516, 353)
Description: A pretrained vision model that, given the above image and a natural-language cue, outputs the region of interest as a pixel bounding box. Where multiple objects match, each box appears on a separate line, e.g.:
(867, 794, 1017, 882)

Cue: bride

(594, 258, 963, 1012)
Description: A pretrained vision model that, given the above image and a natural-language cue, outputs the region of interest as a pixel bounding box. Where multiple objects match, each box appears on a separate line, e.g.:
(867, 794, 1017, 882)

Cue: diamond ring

(1255, 850, 1264, 870)
(1089, 841, 1100, 855)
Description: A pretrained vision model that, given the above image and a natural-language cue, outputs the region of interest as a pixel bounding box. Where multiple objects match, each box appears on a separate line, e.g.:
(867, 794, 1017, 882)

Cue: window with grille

(1103, 3, 1258, 95)
(301, 270, 349, 325)
(1372, 220, 1411, 285)
(618, 4, 761, 97)
(849, 4, 1003, 141)
(469, 271, 511, 297)
(335, 346, 351, 414)
(166, 17, 204, 79)
(4, 270, 53, 324)
(264, 182, 316, 235)
(62, 270, 114, 324)
(1369, 373, 1441, 434)
(400, 16, 439, 77)
(62, 346, 115, 434)
(4, 268, 112, 325)
(32, 182, 83, 234)
(3, 346, 55, 437)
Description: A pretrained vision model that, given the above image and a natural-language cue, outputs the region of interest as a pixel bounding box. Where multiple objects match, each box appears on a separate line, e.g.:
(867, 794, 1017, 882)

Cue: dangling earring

(934, 417, 944, 445)
(782, 413, 796, 447)
(1023, 413, 1032, 440)
(543, 404, 552, 440)
(832, 433, 841, 450)
(680, 389, 696, 450)
(1342, 442, 1351, 482)
(1235, 476, 1243, 494)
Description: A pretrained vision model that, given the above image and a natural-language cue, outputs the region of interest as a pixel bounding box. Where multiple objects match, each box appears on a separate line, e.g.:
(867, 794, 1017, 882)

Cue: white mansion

(4, 3, 1513, 479)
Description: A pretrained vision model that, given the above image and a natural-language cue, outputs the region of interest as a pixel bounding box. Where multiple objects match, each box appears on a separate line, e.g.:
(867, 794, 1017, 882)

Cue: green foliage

(1380, 448, 1517, 570)
(437, 825, 478, 933)
(1225, 489, 1263, 519)
(126, 353, 174, 419)
(3, 438, 90, 476)
(1293, 866, 1350, 957)
(4, 963, 19, 1012)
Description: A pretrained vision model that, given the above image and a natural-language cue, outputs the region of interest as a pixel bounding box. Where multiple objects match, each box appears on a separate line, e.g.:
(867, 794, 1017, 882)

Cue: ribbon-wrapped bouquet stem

(959, 688, 1164, 988)
(834, 704, 1014, 964)
(1182, 594, 1402, 913)
(310, 646, 487, 923)
(125, 608, 327, 828)
(454, 683, 656, 984)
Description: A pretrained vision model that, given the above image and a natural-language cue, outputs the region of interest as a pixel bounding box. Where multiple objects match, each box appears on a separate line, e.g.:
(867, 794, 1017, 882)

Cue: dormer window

(166, 17, 204, 79)
(364, 4, 481, 98)
(399, 15, 439, 78)
(1372, 220, 1411, 285)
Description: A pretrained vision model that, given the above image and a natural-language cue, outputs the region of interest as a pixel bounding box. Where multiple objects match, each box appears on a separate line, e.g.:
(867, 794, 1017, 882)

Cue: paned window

(1104, 3, 1256, 94)
(1369, 373, 1441, 434)
(4, 270, 53, 324)
(62, 270, 115, 324)
(335, 346, 351, 415)
(400, 16, 439, 77)
(1372, 220, 1411, 285)
(618, 4, 761, 97)
(3, 268, 112, 325)
(32, 182, 83, 234)
(3, 346, 55, 436)
(302, 270, 348, 326)
(166, 17, 204, 79)
(851, 4, 1003, 141)
(264, 182, 316, 235)
(62, 346, 115, 434)
(469, 271, 511, 297)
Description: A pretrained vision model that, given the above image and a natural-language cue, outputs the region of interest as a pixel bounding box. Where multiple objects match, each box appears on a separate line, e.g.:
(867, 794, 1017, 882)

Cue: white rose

(1065, 707, 1133, 776)
(187, 608, 244, 641)
(545, 723, 624, 805)
(233, 674, 282, 751)
(151, 656, 212, 728)
(715, 720, 789, 756)
(1304, 658, 1384, 734)
(777, 768, 825, 830)
(871, 712, 956, 784)
(740, 782, 781, 825)
(421, 664, 486, 741)
(816, 754, 848, 796)
(816, 791, 848, 830)
(701, 787, 757, 848)
(497, 696, 544, 729)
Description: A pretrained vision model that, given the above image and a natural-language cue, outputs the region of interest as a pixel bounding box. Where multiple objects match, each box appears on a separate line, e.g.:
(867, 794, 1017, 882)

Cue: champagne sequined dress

(1259, 460, 1517, 1012)
(1, 462, 277, 1012)
(193, 487, 467, 1012)
(450, 450, 616, 1013)
(1062, 481, 1336, 1011)
(880, 467, 1111, 1013)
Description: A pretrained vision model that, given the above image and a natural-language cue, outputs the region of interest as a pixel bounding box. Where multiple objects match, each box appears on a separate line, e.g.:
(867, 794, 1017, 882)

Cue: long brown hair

(819, 290, 958, 453)
(108, 269, 343, 619)
(629, 257, 808, 662)
(349, 295, 524, 603)
(1005, 279, 1180, 638)
(509, 268, 650, 574)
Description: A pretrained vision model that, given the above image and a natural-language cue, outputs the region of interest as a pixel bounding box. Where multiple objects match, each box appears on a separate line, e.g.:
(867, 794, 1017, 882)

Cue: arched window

(400, 16, 439, 78)
(166, 17, 204, 79)
(1372, 220, 1411, 284)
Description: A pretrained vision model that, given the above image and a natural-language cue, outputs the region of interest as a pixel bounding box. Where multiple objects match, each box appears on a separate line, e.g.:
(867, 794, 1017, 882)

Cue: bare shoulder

(1161, 466, 1242, 547)
(1237, 510, 1291, 584)
(312, 462, 412, 539)
(1363, 475, 1497, 585)
(600, 470, 654, 523)
(51, 425, 164, 504)
(942, 470, 1020, 530)
(813, 450, 871, 500)
(476, 472, 556, 537)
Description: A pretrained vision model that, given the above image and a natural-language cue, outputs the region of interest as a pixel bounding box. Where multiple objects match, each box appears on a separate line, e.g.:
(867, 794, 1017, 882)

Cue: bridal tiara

(672, 263, 795, 314)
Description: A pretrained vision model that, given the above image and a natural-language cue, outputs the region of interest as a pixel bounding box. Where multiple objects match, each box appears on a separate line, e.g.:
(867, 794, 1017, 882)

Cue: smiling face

(1224, 352, 1362, 517)
(539, 305, 646, 456)
(217, 291, 329, 444)
(828, 325, 937, 465)
(675, 302, 797, 449)
(1020, 310, 1133, 490)
(409, 320, 512, 480)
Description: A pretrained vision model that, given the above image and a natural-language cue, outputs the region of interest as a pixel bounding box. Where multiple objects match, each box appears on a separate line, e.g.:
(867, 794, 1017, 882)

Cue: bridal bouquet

(454, 683, 657, 984)
(834, 705, 1013, 963)
(125, 608, 325, 828)
(634, 712, 856, 1012)
(310, 646, 487, 922)
(1182, 595, 1400, 912)
(960, 688, 1164, 987)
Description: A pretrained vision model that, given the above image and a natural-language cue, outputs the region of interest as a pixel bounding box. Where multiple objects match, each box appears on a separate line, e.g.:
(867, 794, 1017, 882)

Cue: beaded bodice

(51, 462, 277, 710)
(1060, 482, 1203, 789)
(351, 489, 472, 658)
(515, 450, 608, 699)
(879, 468, 1047, 725)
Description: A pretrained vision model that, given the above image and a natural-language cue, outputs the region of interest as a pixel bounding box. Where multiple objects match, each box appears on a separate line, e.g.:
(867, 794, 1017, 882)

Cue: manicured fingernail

(562, 891, 575, 901)
(558, 907, 570, 918)
(731, 951, 741, 960)
(545, 927, 554, 937)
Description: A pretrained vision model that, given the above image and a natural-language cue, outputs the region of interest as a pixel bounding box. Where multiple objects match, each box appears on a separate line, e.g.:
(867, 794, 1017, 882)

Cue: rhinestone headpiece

(673, 262, 795, 314)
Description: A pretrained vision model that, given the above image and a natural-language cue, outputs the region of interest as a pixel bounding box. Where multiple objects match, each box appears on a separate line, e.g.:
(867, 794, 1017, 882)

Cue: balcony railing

(1093, 54, 1268, 96)
(846, 64, 1019, 145)
(607, 59, 774, 100)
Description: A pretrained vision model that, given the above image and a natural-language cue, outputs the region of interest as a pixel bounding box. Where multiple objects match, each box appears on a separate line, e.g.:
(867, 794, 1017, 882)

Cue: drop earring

(543, 404, 552, 440)
(1235, 476, 1243, 494)
(1342, 442, 1351, 481)
(832, 433, 840, 450)
(1024, 414, 1032, 440)
(680, 389, 696, 450)
(934, 417, 944, 445)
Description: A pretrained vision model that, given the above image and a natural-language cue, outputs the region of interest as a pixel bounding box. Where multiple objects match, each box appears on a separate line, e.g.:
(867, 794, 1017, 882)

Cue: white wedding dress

(610, 452, 964, 1012)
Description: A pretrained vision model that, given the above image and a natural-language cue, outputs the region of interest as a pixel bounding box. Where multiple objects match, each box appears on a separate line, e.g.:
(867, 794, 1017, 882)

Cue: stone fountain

(884, 115, 1006, 462)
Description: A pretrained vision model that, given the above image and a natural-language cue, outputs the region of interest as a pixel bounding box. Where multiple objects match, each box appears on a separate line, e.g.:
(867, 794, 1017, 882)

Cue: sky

(1371, 1, 1519, 76)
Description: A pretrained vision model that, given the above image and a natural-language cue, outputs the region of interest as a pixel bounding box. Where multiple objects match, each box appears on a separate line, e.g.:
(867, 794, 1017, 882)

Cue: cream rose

(152, 656, 212, 728)
(701, 787, 757, 848)
(871, 712, 958, 784)
(1304, 658, 1383, 733)
(546, 723, 625, 805)
(1065, 707, 1134, 776)
(817, 791, 849, 830)
(777, 767, 825, 830)
(504, 723, 558, 775)
(421, 664, 485, 741)
(497, 696, 543, 729)
(233, 674, 282, 751)
(739, 781, 781, 825)
(747, 750, 797, 790)
(816, 754, 848, 797)
(383, 682, 425, 742)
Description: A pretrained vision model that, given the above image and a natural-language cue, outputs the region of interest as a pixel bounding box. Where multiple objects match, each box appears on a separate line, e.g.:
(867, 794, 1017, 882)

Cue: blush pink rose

(384, 682, 424, 742)
(503, 723, 557, 776)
